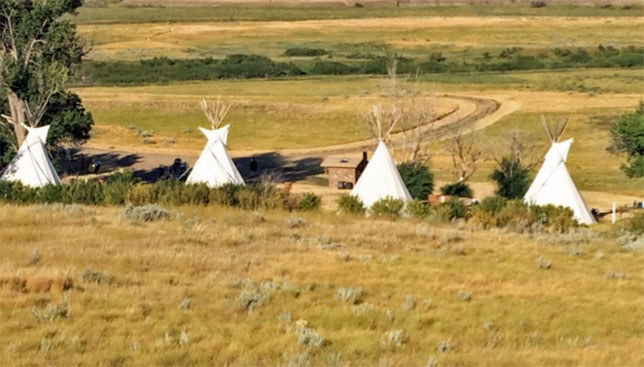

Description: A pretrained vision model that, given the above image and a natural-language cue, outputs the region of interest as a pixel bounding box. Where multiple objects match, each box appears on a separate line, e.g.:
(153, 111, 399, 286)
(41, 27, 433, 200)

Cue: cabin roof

(321, 156, 363, 169)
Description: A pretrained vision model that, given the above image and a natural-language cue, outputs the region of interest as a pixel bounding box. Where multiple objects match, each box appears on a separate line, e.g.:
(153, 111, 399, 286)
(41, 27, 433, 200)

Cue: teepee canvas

(0, 125, 60, 187)
(186, 125, 244, 187)
(351, 141, 411, 208)
(524, 117, 595, 225)
(186, 97, 244, 187)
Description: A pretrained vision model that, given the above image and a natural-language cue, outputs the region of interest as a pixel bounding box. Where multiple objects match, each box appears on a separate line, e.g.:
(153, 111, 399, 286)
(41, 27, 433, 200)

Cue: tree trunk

(7, 92, 28, 147)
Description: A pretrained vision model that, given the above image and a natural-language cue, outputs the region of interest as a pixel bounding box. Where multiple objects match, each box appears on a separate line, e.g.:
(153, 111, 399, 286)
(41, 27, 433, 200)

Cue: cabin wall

(327, 167, 358, 188)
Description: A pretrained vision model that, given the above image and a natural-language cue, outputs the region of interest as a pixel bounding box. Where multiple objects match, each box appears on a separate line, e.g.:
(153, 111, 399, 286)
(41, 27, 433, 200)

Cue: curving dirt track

(75, 94, 516, 182)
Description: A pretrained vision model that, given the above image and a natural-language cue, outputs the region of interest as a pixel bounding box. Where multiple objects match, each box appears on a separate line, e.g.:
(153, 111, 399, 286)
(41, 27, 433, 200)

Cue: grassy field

(74, 68, 644, 196)
(70, 3, 644, 25)
(0, 204, 642, 366)
(79, 16, 644, 61)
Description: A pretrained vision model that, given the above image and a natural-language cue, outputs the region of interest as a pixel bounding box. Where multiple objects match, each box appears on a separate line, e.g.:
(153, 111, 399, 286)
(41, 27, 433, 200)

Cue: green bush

(180, 183, 210, 205)
(397, 162, 434, 200)
(433, 197, 467, 221)
(491, 158, 531, 199)
(103, 171, 136, 205)
(370, 196, 405, 219)
(337, 194, 365, 215)
(285, 48, 328, 57)
(62, 180, 103, 205)
(298, 192, 321, 211)
(310, 61, 355, 75)
(126, 183, 155, 206)
(628, 213, 644, 236)
(234, 186, 261, 210)
(154, 179, 185, 206)
(609, 102, 644, 178)
(38, 184, 63, 203)
(405, 199, 431, 219)
(469, 207, 497, 229)
(531, 204, 578, 232)
(440, 182, 473, 198)
(209, 183, 242, 206)
(478, 196, 508, 215)
(495, 200, 538, 231)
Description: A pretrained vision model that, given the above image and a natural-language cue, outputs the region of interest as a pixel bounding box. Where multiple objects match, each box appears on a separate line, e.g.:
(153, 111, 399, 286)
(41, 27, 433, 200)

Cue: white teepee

(1, 125, 60, 187)
(524, 118, 595, 225)
(186, 125, 244, 187)
(351, 141, 412, 208)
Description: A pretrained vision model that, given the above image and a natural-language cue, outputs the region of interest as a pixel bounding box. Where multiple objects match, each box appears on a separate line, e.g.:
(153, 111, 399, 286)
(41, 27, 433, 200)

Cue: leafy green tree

(491, 157, 531, 199)
(609, 102, 644, 177)
(0, 0, 91, 162)
(397, 161, 434, 200)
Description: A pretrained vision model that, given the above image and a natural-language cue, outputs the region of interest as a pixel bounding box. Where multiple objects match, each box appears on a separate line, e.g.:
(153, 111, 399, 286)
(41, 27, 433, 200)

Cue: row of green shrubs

(337, 194, 579, 233)
(0, 172, 321, 212)
(74, 45, 644, 86)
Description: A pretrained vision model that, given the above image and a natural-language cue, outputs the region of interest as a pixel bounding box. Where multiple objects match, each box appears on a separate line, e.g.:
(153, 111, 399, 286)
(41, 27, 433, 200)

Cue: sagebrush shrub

(335, 287, 363, 304)
(123, 204, 169, 222)
(126, 183, 155, 206)
(370, 196, 405, 219)
(298, 192, 321, 211)
(295, 320, 326, 347)
(433, 197, 467, 221)
(405, 199, 431, 219)
(337, 194, 365, 215)
(628, 214, 644, 235)
(531, 204, 578, 233)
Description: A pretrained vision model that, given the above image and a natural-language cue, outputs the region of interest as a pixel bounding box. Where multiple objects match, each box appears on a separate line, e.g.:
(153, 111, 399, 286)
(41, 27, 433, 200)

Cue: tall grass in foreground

(0, 204, 641, 366)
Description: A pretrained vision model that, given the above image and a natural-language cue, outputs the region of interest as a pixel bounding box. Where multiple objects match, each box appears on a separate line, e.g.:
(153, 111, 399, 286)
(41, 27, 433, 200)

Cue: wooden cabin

(321, 152, 368, 189)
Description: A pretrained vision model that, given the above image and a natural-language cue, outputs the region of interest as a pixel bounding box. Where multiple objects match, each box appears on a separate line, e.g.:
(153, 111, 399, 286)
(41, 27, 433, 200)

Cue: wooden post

(611, 202, 616, 224)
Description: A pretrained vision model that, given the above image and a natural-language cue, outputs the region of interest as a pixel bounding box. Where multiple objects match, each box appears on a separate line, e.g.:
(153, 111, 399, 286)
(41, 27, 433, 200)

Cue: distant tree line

(74, 45, 644, 86)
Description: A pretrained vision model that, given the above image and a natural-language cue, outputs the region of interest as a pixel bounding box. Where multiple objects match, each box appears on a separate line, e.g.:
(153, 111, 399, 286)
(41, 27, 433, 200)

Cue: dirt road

(74, 93, 513, 182)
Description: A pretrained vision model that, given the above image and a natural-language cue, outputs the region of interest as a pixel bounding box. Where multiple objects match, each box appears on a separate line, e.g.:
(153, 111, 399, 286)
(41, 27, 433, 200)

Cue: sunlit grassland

(76, 76, 456, 150)
(0, 204, 642, 366)
(70, 4, 644, 25)
(78, 16, 644, 61)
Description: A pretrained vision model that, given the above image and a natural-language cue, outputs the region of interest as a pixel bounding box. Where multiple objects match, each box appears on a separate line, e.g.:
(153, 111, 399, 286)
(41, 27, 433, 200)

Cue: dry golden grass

(79, 16, 644, 61)
(0, 204, 642, 366)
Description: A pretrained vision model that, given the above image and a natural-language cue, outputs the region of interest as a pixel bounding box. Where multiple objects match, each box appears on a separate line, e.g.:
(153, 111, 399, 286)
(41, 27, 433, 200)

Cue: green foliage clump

(285, 48, 328, 57)
(397, 162, 434, 200)
(337, 194, 365, 215)
(405, 199, 431, 219)
(370, 196, 405, 219)
(531, 204, 578, 233)
(62, 180, 104, 205)
(298, 192, 321, 211)
(440, 182, 473, 198)
(491, 158, 531, 199)
(433, 197, 467, 221)
(609, 102, 644, 177)
(103, 171, 137, 205)
(495, 200, 537, 231)
(627, 214, 644, 236)
(310, 61, 355, 75)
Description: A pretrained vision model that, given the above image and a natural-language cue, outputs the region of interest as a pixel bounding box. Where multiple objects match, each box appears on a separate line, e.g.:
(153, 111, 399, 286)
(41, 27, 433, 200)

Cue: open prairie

(80, 16, 644, 61)
(1, 205, 642, 366)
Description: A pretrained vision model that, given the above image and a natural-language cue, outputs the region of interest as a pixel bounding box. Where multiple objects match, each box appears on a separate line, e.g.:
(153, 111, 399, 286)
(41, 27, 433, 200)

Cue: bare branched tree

(364, 58, 437, 164)
(201, 96, 232, 130)
(445, 129, 485, 182)
(491, 130, 539, 170)
(364, 103, 401, 145)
